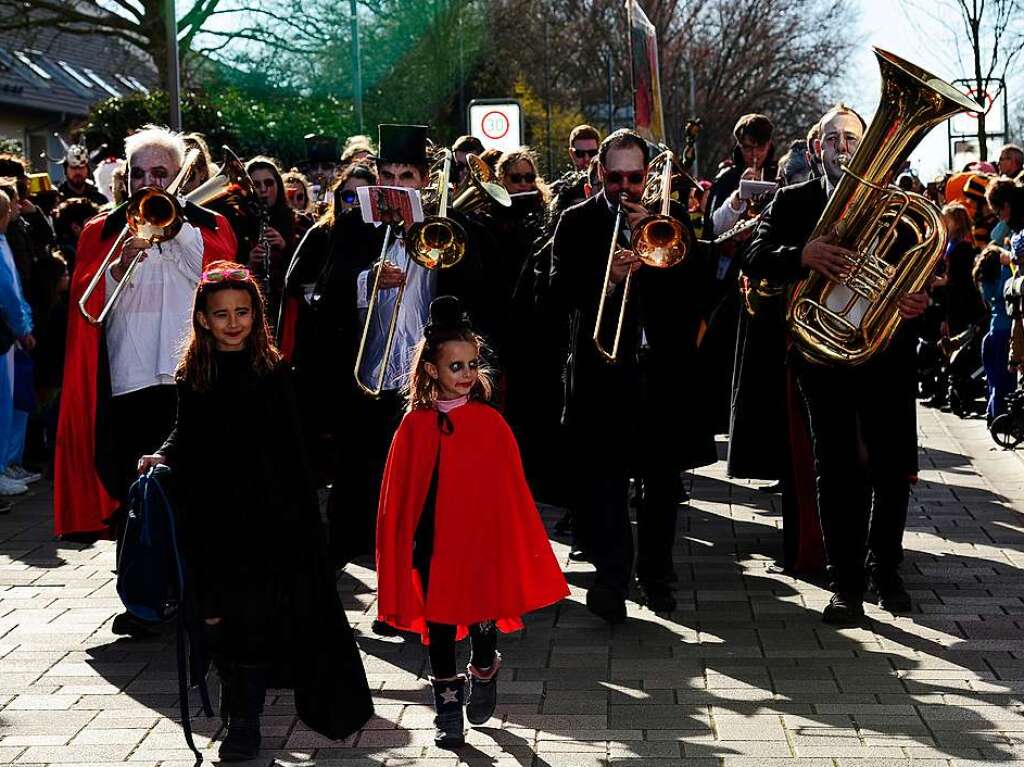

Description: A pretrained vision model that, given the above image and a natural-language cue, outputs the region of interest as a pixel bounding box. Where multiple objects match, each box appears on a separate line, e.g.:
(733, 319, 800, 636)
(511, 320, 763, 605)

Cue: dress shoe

(637, 582, 676, 613)
(869, 571, 912, 613)
(372, 618, 400, 637)
(586, 585, 627, 624)
(821, 592, 865, 625)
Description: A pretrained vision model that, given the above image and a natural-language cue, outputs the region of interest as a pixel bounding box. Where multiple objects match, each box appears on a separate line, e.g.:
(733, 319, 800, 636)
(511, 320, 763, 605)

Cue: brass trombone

(78, 146, 258, 326)
(593, 150, 689, 362)
(353, 149, 508, 397)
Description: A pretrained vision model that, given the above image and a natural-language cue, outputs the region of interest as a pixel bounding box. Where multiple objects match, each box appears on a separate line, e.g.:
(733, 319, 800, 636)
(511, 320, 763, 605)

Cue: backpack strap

(176, 616, 204, 766)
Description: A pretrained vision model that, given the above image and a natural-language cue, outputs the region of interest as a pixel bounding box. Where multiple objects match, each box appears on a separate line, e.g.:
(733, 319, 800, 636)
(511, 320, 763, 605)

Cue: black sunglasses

(605, 171, 645, 185)
(339, 189, 359, 204)
(573, 147, 599, 159)
(508, 172, 536, 184)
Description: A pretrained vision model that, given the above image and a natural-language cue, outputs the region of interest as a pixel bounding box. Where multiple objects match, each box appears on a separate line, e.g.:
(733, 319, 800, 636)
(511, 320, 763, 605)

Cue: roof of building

(0, 26, 157, 118)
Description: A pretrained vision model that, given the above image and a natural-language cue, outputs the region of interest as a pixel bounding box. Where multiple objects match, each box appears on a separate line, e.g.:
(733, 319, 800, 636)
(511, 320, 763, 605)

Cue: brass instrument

(78, 146, 259, 326)
(353, 149, 506, 397)
(593, 150, 689, 362)
(787, 48, 981, 365)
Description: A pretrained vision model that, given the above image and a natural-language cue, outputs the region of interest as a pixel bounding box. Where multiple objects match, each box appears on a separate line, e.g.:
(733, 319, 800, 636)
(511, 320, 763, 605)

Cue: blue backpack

(118, 466, 213, 764)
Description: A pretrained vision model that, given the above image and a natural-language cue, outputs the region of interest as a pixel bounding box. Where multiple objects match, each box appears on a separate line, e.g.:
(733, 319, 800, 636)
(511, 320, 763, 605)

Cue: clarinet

(254, 205, 271, 300)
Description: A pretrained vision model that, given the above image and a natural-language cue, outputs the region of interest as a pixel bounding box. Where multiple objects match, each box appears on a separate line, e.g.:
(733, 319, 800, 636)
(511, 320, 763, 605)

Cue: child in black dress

(138, 260, 372, 761)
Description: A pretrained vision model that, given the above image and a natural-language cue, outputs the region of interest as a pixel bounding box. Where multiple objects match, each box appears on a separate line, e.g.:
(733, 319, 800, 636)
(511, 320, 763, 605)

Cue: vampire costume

(54, 203, 237, 539)
(157, 351, 374, 749)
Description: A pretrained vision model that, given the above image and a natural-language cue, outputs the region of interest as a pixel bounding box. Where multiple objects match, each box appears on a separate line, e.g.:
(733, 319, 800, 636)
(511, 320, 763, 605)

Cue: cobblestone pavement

(3, 406, 1024, 766)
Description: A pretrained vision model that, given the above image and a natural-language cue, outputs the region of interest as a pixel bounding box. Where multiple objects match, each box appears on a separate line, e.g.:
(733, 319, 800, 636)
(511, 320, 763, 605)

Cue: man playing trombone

(326, 124, 486, 574)
(549, 129, 716, 624)
(54, 126, 237, 637)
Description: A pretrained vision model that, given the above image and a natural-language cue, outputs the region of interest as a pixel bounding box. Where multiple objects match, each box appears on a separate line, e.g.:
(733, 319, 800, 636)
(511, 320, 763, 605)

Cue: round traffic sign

(480, 110, 510, 140)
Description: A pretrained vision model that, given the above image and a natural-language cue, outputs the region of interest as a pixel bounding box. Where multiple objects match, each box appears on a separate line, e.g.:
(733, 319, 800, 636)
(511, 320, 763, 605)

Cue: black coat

(158, 354, 374, 740)
(549, 192, 716, 471)
(743, 175, 919, 476)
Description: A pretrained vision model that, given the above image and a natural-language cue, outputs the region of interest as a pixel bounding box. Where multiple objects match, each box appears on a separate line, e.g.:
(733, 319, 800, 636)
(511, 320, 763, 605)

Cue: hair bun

(425, 295, 472, 335)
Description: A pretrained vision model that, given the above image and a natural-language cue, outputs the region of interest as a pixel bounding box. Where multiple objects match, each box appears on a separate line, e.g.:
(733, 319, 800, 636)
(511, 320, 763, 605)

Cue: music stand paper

(357, 186, 425, 227)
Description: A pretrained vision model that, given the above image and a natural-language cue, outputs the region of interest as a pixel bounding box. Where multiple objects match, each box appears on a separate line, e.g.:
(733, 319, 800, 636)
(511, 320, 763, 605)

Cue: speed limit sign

(468, 99, 523, 153)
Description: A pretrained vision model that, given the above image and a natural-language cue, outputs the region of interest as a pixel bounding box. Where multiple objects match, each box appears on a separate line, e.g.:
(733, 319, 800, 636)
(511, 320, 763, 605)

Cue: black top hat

(304, 133, 339, 164)
(375, 124, 429, 165)
(425, 295, 472, 339)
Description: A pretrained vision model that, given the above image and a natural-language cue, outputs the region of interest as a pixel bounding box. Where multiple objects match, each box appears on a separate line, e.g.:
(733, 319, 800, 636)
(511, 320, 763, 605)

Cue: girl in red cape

(376, 295, 568, 748)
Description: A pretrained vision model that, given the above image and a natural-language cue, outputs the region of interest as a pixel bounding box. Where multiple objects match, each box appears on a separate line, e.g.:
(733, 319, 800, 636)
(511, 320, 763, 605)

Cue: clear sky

(849, 0, 1020, 178)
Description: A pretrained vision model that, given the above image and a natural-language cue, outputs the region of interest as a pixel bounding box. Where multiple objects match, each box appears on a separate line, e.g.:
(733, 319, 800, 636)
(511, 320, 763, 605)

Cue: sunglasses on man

(508, 172, 536, 184)
(572, 147, 599, 160)
(604, 171, 645, 185)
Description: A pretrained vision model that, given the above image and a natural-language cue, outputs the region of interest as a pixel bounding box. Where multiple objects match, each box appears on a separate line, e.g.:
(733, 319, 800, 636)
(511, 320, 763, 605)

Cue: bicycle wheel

(991, 413, 1024, 449)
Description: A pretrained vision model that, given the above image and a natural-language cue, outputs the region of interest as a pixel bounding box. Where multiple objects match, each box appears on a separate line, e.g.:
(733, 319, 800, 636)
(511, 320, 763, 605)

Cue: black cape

(158, 353, 374, 739)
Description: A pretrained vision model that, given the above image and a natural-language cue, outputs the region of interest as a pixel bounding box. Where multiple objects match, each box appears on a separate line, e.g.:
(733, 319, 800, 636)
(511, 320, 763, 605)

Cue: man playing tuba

(744, 104, 929, 624)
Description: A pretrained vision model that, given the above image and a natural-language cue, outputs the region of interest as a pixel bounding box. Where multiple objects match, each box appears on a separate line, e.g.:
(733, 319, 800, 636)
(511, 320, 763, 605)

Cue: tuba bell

(787, 48, 981, 365)
(450, 153, 512, 216)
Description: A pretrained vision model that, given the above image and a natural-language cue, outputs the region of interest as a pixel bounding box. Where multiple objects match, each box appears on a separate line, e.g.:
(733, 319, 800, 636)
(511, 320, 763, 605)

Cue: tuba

(787, 48, 981, 365)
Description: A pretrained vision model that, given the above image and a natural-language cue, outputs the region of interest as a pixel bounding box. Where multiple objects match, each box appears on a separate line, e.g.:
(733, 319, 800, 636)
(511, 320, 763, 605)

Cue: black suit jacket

(745, 175, 919, 474)
(549, 191, 716, 469)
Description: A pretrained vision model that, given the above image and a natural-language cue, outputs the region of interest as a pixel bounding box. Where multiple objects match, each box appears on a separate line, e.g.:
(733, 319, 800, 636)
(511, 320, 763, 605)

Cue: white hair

(124, 124, 186, 171)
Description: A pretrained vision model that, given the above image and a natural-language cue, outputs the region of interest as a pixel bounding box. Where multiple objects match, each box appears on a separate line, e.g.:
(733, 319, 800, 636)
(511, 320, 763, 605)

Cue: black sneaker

(821, 592, 865, 625)
(586, 584, 627, 624)
(869, 571, 912, 613)
(637, 582, 677, 613)
(372, 619, 400, 637)
(466, 652, 501, 725)
(111, 611, 158, 638)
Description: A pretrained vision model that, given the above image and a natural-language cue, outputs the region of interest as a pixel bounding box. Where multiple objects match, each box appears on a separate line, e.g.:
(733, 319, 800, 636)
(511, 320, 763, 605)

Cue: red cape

(54, 211, 237, 538)
(376, 402, 568, 640)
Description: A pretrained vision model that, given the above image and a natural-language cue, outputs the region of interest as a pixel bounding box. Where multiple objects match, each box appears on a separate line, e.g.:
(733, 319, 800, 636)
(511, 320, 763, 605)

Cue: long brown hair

(405, 329, 494, 411)
(176, 259, 281, 391)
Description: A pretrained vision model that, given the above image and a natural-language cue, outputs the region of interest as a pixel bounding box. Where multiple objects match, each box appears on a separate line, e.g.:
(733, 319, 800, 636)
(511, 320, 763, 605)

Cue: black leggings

(427, 621, 497, 679)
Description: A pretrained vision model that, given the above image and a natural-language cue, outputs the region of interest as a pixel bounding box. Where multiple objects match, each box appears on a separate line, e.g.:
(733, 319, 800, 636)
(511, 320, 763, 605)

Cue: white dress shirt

(104, 223, 204, 397)
(356, 230, 435, 392)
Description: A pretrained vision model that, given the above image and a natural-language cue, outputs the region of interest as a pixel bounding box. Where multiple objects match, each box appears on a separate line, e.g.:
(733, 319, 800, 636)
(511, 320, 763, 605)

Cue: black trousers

(570, 429, 681, 597)
(109, 385, 178, 567)
(108, 385, 179, 504)
(796, 358, 913, 594)
(328, 389, 403, 566)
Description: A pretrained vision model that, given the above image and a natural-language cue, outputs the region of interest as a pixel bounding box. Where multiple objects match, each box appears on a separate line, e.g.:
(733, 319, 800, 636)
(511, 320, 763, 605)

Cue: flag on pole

(626, 0, 666, 144)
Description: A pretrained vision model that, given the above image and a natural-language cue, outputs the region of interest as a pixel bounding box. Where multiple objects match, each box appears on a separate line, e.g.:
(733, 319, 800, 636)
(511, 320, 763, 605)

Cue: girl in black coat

(138, 260, 373, 761)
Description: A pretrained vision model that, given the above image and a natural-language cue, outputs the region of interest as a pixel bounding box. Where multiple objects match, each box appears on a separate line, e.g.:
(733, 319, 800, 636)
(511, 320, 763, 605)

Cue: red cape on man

(54, 209, 237, 538)
(376, 402, 569, 641)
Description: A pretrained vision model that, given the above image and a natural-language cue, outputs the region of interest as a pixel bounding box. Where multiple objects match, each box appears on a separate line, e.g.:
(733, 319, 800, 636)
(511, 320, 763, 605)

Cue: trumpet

(78, 147, 259, 326)
(593, 150, 689, 362)
(353, 149, 505, 397)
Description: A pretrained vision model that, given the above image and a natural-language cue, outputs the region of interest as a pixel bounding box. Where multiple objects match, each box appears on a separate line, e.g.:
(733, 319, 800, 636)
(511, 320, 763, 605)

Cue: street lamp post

(165, 0, 182, 130)
(351, 0, 364, 133)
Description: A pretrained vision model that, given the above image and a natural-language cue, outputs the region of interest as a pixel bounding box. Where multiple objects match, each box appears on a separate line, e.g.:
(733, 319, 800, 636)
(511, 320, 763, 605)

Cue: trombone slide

(353, 227, 405, 398)
(593, 206, 632, 363)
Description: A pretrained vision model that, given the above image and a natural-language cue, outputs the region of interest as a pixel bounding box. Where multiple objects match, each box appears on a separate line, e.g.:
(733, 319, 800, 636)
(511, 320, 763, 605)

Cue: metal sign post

(947, 77, 1008, 168)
